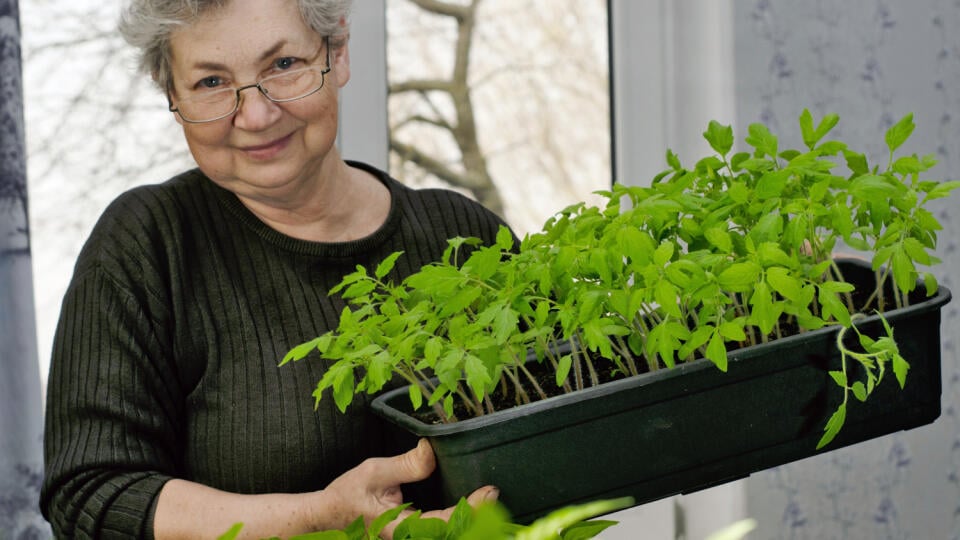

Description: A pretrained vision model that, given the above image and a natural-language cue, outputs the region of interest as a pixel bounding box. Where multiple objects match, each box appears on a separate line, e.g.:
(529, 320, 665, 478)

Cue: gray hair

(119, 0, 353, 92)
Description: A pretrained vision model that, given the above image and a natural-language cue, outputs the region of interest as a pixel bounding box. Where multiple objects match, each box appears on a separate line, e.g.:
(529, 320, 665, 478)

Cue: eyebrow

(188, 40, 290, 72)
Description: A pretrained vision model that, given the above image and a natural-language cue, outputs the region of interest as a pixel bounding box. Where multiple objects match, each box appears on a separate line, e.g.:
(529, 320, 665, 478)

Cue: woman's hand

(319, 438, 499, 539)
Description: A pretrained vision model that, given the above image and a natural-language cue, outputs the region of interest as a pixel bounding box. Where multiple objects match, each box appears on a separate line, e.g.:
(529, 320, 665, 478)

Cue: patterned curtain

(0, 0, 51, 537)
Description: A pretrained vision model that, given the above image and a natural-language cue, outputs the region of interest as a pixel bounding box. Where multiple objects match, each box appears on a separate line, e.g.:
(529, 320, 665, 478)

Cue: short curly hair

(118, 0, 353, 92)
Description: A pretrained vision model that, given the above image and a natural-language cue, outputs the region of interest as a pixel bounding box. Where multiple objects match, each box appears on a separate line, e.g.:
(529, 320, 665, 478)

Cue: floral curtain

(0, 0, 50, 537)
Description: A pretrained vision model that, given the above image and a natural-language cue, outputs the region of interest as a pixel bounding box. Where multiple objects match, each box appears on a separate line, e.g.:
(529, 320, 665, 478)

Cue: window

(384, 0, 611, 235)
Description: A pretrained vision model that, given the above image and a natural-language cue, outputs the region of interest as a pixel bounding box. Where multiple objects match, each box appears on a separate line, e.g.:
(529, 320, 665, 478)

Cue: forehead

(169, 0, 319, 69)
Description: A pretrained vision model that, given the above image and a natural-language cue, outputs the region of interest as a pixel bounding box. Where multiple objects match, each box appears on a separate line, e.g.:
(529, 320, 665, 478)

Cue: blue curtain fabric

(0, 0, 50, 537)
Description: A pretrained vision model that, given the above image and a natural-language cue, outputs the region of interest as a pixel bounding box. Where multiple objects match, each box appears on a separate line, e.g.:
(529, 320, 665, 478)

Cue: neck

(237, 161, 391, 243)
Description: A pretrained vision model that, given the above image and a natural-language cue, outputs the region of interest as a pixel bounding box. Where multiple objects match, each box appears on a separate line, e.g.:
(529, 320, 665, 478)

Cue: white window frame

(338, 0, 389, 169)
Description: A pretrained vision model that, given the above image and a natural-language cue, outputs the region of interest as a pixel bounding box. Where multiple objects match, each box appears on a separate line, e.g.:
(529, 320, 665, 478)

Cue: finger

(380, 438, 436, 486)
(465, 485, 500, 506)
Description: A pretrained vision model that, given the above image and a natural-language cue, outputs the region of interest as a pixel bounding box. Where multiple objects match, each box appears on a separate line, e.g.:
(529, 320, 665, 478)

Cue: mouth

(239, 133, 293, 160)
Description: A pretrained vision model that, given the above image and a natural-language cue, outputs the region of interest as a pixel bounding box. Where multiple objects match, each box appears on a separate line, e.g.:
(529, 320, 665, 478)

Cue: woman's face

(167, 0, 350, 200)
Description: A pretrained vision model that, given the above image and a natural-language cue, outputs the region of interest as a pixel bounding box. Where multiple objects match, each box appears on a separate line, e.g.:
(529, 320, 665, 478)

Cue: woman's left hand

(318, 438, 499, 538)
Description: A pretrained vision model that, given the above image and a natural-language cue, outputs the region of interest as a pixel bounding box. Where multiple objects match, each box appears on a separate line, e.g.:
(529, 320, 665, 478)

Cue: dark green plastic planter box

(370, 260, 951, 523)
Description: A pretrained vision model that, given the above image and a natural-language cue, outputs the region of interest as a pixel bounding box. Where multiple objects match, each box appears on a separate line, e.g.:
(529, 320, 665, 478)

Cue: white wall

(733, 2, 960, 538)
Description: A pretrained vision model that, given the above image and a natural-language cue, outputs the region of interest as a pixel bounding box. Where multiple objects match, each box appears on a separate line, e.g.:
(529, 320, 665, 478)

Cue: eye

(273, 57, 302, 71)
(195, 76, 224, 90)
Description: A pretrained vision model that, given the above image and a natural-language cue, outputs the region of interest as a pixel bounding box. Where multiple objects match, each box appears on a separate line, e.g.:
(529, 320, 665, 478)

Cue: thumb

(384, 438, 436, 485)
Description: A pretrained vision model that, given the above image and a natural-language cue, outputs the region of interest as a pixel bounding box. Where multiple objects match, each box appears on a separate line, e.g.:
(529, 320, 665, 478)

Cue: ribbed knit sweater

(40, 161, 510, 539)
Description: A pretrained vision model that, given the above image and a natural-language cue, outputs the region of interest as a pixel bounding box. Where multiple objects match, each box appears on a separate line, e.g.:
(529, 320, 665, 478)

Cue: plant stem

(612, 335, 639, 376)
(575, 330, 600, 387)
(517, 361, 549, 401)
(570, 342, 585, 391)
(503, 366, 531, 406)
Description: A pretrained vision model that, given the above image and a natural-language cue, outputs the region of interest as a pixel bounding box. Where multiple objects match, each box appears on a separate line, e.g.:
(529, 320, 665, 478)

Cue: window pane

(386, 0, 611, 236)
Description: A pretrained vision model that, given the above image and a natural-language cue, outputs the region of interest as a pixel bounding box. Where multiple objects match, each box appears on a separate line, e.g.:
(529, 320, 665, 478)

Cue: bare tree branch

(389, 0, 503, 217)
(390, 137, 488, 190)
(389, 79, 456, 94)
(395, 113, 453, 132)
(405, 0, 473, 19)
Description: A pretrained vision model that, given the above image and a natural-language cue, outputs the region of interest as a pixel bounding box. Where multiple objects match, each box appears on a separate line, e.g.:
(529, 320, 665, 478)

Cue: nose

(233, 85, 282, 131)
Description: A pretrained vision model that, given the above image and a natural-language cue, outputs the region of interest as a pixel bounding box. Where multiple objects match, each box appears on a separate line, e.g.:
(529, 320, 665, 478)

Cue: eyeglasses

(168, 40, 332, 124)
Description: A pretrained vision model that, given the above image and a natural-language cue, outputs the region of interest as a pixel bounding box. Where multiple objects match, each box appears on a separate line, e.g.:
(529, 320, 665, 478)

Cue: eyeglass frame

(167, 37, 332, 124)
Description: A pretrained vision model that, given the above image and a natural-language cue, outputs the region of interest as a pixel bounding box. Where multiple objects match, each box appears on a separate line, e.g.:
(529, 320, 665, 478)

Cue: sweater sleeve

(41, 264, 182, 540)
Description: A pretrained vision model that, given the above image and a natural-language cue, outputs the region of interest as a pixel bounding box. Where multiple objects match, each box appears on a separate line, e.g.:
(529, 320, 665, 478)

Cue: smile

(239, 133, 293, 160)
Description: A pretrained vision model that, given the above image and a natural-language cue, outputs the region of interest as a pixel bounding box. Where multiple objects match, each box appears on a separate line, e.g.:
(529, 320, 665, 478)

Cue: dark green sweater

(40, 162, 509, 539)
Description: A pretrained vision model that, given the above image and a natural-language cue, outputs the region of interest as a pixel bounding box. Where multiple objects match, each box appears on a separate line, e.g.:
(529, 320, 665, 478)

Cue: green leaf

(704, 227, 734, 253)
(280, 336, 322, 366)
(728, 182, 750, 203)
(844, 150, 870, 175)
(902, 237, 932, 265)
(217, 523, 244, 540)
(717, 262, 762, 292)
(465, 355, 492, 400)
(850, 174, 901, 202)
(408, 384, 423, 410)
(332, 367, 356, 414)
(766, 267, 803, 302)
(705, 332, 728, 372)
(342, 280, 377, 301)
(405, 265, 465, 296)
(519, 497, 634, 540)
(439, 286, 482, 318)
(666, 149, 682, 170)
(818, 287, 851, 327)
(809, 111, 839, 148)
(745, 123, 778, 157)
(704, 120, 734, 155)
(799, 109, 816, 149)
(678, 326, 714, 360)
(496, 225, 515, 251)
(851, 382, 868, 402)
(561, 520, 622, 540)
(749, 281, 778, 335)
(718, 321, 747, 342)
(654, 241, 675, 267)
(892, 248, 918, 293)
(445, 498, 475, 540)
(828, 370, 847, 387)
(923, 272, 939, 297)
(885, 113, 915, 154)
(367, 504, 410, 540)
(460, 503, 512, 540)
(926, 180, 960, 201)
(556, 354, 573, 387)
(892, 155, 923, 175)
(655, 280, 682, 319)
(493, 307, 520, 345)
(893, 353, 910, 388)
(463, 244, 506, 282)
(817, 403, 846, 449)
(818, 280, 855, 294)
(443, 394, 455, 419)
(755, 170, 790, 200)
(375, 251, 404, 280)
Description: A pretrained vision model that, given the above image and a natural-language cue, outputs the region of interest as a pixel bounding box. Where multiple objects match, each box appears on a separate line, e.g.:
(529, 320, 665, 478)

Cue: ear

(331, 38, 351, 88)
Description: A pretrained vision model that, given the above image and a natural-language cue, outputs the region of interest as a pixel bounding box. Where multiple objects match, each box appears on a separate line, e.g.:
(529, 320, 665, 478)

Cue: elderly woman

(39, 0, 503, 537)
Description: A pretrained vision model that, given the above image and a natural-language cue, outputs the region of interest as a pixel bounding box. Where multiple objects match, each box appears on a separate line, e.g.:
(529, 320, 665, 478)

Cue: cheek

(182, 124, 234, 173)
(182, 123, 231, 148)
(299, 92, 339, 137)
